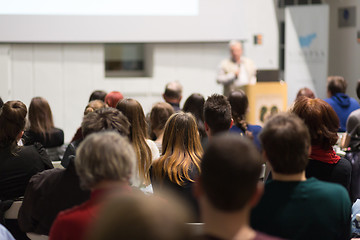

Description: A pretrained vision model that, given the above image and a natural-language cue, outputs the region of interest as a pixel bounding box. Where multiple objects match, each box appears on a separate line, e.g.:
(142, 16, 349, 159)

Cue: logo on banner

(299, 33, 317, 48)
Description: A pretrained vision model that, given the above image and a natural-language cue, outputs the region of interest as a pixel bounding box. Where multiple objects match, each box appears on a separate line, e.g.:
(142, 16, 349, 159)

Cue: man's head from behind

(199, 134, 262, 212)
(327, 76, 347, 97)
(260, 113, 310, 175)
(81, 107, 130, 139)
(163, 81, 183, 104)
(204, 94, 232, 137)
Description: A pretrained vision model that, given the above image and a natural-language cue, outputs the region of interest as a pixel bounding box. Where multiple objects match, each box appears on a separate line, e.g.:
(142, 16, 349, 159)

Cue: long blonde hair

(116, 98, 152, 185)
(152, 112, 203, 186)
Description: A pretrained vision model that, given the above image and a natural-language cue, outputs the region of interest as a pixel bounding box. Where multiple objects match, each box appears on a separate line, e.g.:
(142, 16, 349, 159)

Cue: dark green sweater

(251, 177, 351, 240)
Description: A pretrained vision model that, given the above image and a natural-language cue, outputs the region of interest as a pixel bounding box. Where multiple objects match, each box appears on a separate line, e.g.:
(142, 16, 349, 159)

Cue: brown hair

(201, 134, 261, 211)
(0, 101, 27, 149)
(84, 100, 107, 115)
(116, 99, 152, 185)
(228, 90, 248, 132)
(152, 112, 203, 186)
(81, 107, 130, 139)
(327, 76, 347, 96)
(291, 97, 339, 149)
(28, 97, 54, 137)
(183, 93, 206, 138)
(88, 193, 191, 240)
(204, 94, 232, 135)
(260, 113, 311, 174)
(89, 90, 107, 102)
(296, 87, 315, 100)
(150, 102, 175, 133)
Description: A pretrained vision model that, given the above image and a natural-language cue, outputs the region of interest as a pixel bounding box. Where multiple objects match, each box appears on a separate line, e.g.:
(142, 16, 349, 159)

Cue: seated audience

(49, 131, 136, 240)
(23, 97, 64, 160)
(0, 101, 52, 240)
(203, 94, 232, 139)
(88, 90, 107, 102)
(19, 107, 130, 235)
(228, 90, 262, 150)
(149, 102, 175, 152)
(88, 193, 191, 240)
(117, 98, 159, 189)
(64, 100, 107, 167)
(251, 113, 351, 239)
(104, 91, 123, 108)
(183, 93, 207, 143)
(324, 76, 360, 132)
(292, 97, 352, 192)
(163, 81, 183, 112)
(151, 112, 203, 220)
(0, 100, 53, 200)
(341, 79, 360, 150)
(296, 87, 315, 100)
(194, 134, 281, 240)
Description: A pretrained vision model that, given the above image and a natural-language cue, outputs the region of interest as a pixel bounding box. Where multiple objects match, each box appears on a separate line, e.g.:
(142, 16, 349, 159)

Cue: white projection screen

(0, 0, 247, 43)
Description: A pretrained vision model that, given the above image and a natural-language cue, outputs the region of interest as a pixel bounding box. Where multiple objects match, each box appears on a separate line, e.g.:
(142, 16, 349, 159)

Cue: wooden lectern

(238, 82, 287, 126)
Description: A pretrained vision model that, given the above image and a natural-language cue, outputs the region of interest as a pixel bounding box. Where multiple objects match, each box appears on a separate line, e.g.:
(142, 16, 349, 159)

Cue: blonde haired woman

(116, 99, 159, 189)
(151, 112, 203, 219)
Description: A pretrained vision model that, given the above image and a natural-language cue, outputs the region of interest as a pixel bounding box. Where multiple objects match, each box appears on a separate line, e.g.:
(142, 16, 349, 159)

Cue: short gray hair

(229, 40, 242, 49)
(75, 131, 136, 190)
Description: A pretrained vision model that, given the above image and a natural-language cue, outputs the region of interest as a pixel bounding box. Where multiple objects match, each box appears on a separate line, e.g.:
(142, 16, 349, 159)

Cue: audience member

(183, 93, 207, 141)
(69, 99, 107, 144)
(163, 81, 183, 112)
(0, 100, 53, 200)
(49, 131, 136, 240)
(104, 91, 123, 108)
(117, 98, 160, 189)
(19, 107, 130, 235)
(295, 87, 315, 100)
(194, 134, 281, 240)
(203, 94, 232, 139)
(341, 79, 360, 150)
(324, 76, 360, 132)
(151, 112, 203, 220)
(22, 97, 64, 161)
(0, 101, 52, 240)
(88, 90, 107, 102)
(251, 113, 351, 239)
(228, 90, 262, 150)
(0, 97, 3, 108)
(292, 97, 352, 192)
(149, 102, 175, 153)
(88, 193, 191, 240)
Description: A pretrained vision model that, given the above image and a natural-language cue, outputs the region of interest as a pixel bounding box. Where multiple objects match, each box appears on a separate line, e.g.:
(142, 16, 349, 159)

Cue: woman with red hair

(105, 91, 123, 108)
(291, 97, 351, 192)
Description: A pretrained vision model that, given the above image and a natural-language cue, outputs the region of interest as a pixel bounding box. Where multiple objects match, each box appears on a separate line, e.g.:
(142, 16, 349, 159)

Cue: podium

(238, 82, 287, 126)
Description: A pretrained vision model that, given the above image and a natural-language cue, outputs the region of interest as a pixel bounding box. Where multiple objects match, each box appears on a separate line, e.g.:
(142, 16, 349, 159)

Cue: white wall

(325, 0, 360, 99)
(0, 43, 228, 142)
(0, 1, 279, 143)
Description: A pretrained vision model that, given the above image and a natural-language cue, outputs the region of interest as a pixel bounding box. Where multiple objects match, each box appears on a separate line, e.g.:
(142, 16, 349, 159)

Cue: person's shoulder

(29, 168, 64, 187)
(305, 178, 349, 197)
(247, 124, 262, 132)
(254, 231, 285, 240)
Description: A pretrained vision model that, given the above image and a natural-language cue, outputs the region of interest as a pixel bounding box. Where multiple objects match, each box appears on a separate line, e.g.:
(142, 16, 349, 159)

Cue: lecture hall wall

(0, 0, 277, 142)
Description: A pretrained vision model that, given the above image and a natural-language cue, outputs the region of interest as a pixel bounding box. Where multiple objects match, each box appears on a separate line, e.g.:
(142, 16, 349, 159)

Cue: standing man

(217, 40, 257, 96)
